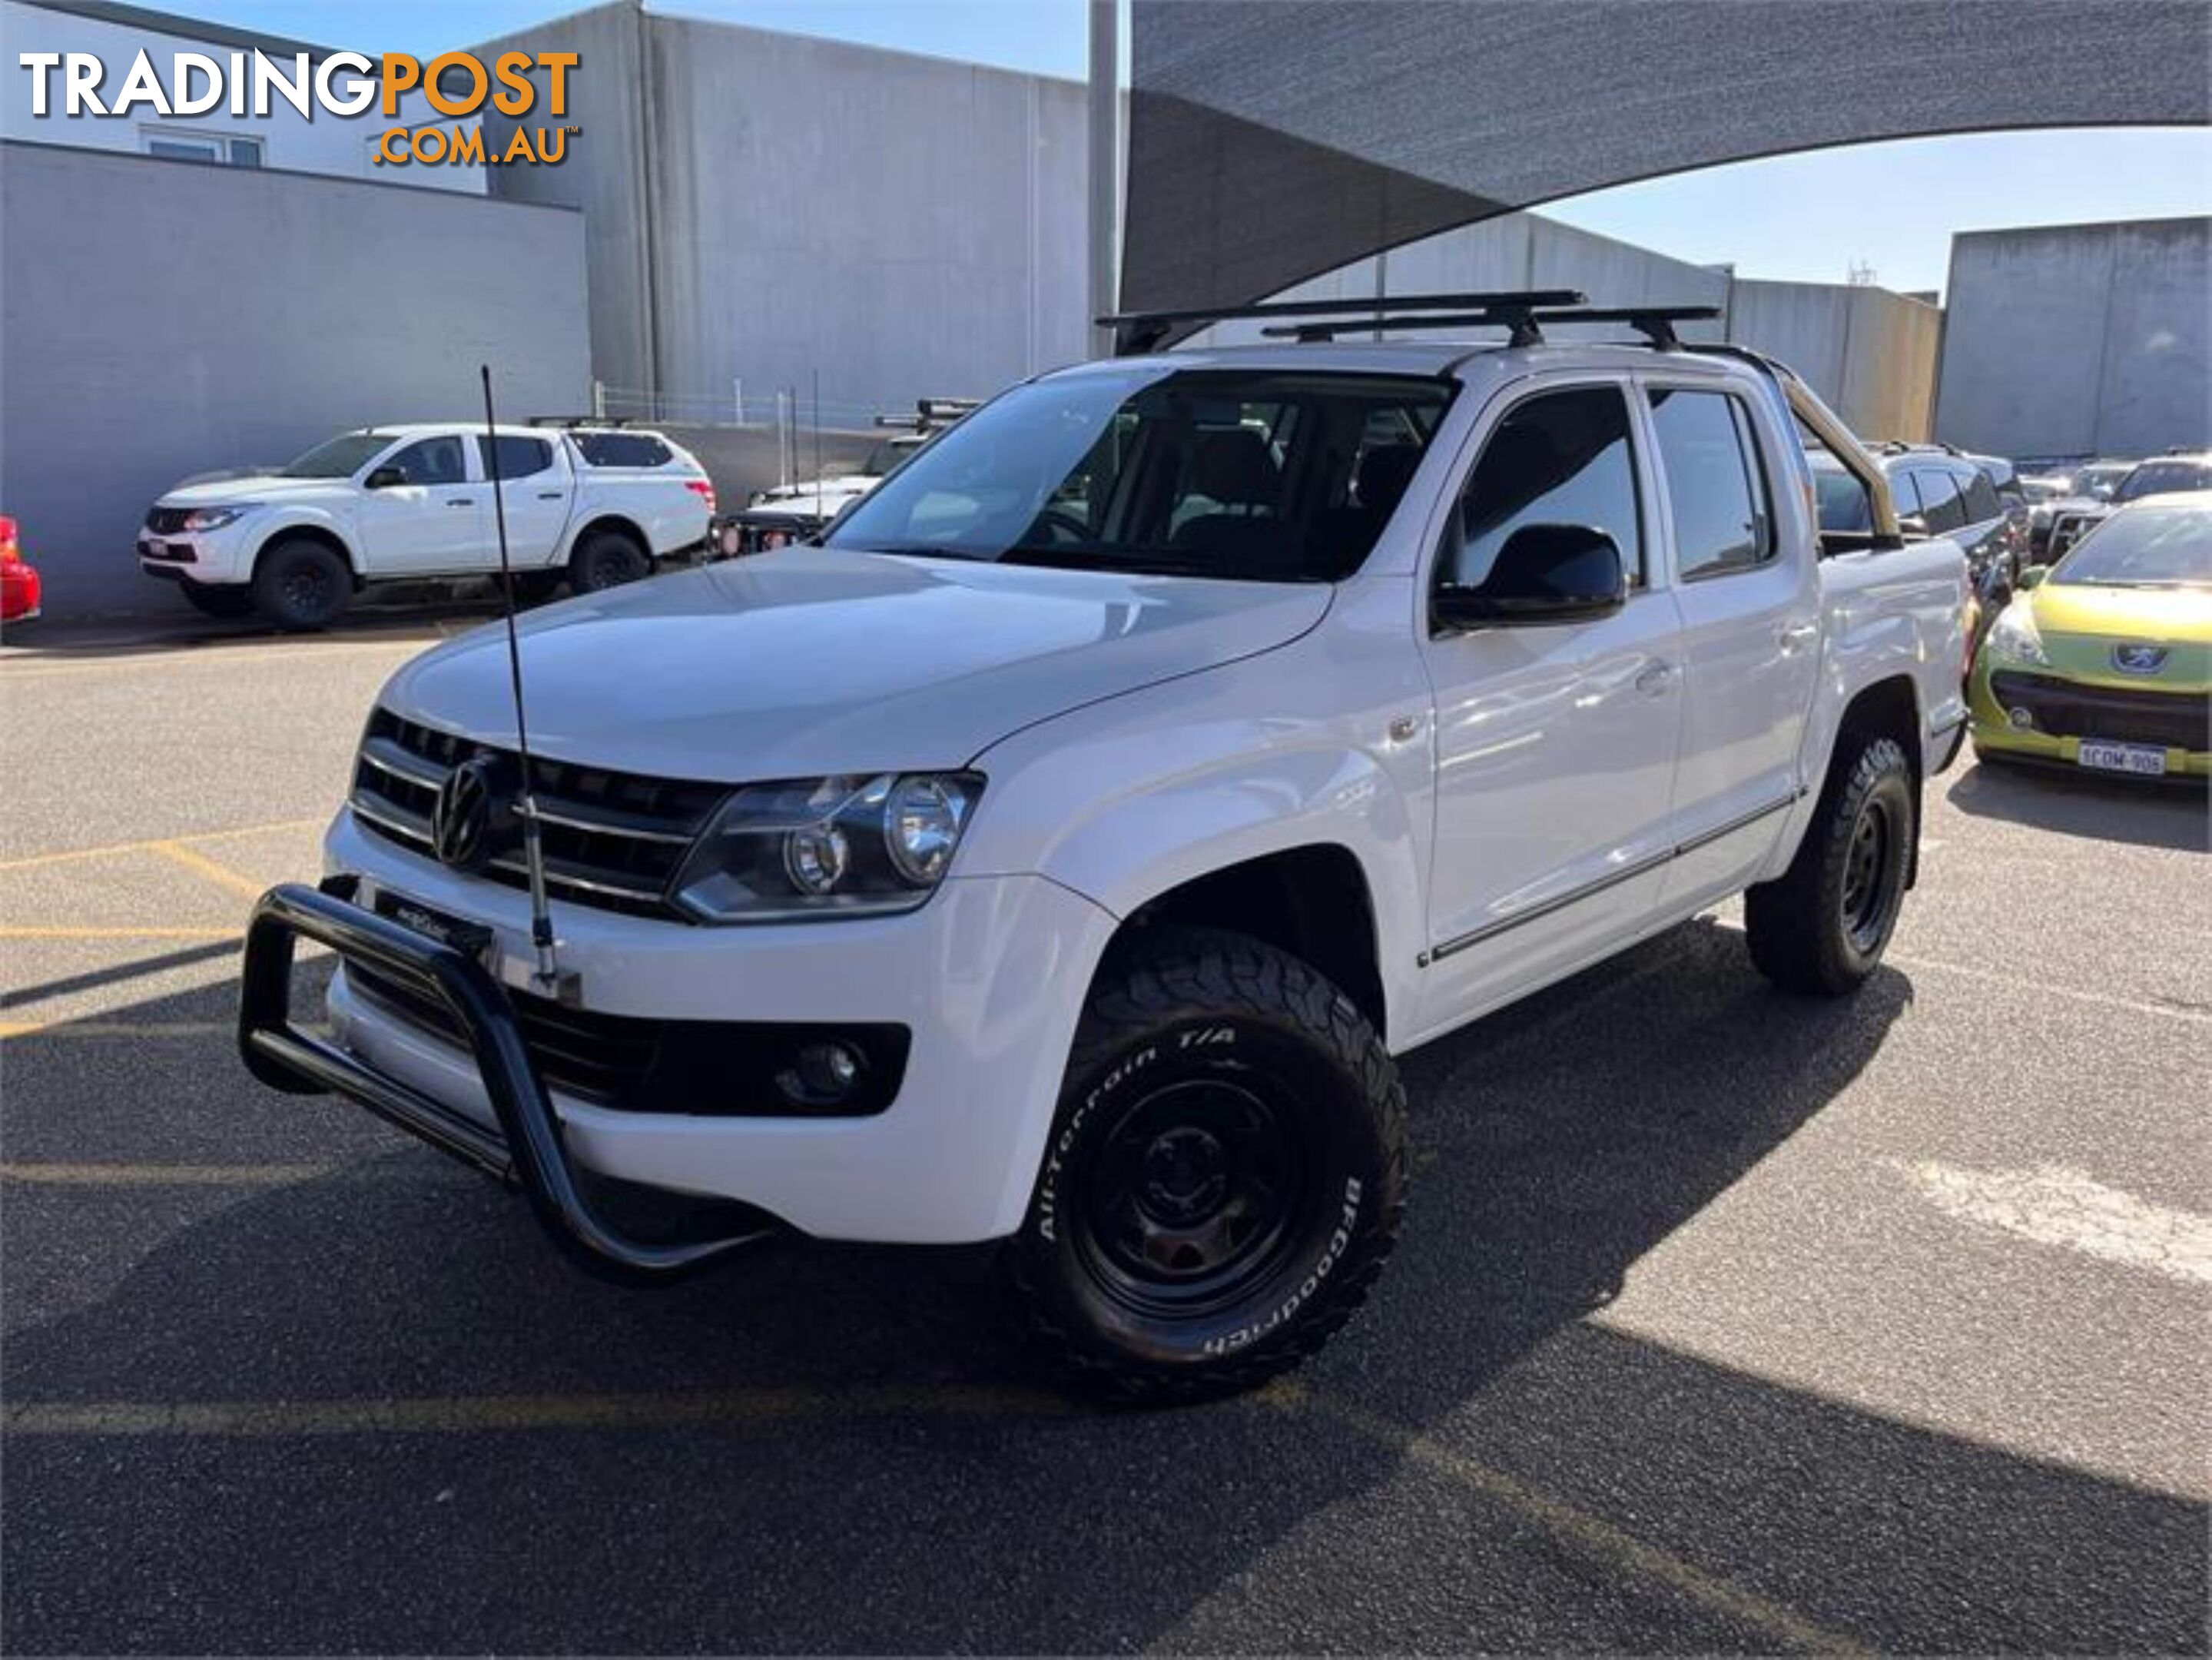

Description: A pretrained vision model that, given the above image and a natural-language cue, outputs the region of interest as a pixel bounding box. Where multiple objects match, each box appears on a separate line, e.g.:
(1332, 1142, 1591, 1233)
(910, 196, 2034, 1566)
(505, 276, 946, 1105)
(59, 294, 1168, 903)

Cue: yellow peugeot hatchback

(1971, 491, 2211, 781)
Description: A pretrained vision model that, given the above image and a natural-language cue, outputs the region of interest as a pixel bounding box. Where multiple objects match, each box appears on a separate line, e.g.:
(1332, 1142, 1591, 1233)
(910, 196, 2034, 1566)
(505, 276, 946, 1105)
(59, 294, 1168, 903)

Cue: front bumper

(1968, 662, 2211, 779)
(138, 520, 253, 583)
(263, 808, 1119, 1249)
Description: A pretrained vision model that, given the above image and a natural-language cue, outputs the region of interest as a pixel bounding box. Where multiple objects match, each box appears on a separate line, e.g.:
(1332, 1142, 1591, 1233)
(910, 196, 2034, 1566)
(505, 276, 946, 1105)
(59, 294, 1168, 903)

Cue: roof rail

(526, 415, 645, 429)
(1098, 290, 1587, 356)
(1259, 304, 1721, 350)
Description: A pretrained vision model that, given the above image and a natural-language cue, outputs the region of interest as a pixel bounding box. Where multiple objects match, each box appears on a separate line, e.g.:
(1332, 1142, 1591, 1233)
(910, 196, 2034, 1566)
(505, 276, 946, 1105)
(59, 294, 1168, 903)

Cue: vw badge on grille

(2111, 642, 2169, 676)
(431, 755, 505, 869)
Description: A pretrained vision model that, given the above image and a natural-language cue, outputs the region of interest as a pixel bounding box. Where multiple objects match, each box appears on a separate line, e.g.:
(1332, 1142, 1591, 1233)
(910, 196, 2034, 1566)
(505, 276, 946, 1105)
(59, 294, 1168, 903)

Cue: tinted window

(827, 369, 1455, 583)
(1444, 387, 1642, 589)
(1649, 389, 1771, 579)
(1912, 467, 1965, 533)
(385, 437, 467, 486)
(1963, 471, 2001, 520)
(575, 432, 673, 468)
(477, 436, 553, 480)
(1887, 468, 1921, 520)
(1814, 467, 1872, 533)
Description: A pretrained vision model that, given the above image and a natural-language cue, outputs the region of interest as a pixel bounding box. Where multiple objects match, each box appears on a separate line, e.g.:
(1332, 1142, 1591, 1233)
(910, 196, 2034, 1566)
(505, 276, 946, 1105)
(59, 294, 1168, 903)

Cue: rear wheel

(1007, 927, 1407, 1405)
(1745, 735, 1915, 995)
(568, 530, 651, 593)
(250, 540, 351, 632)
(178, 583, 255, 619)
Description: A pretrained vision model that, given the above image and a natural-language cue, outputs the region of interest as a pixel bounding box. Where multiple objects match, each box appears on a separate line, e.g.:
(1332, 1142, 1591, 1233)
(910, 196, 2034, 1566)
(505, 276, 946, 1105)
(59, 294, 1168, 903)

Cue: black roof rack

(526, 415, 647, 429)
(1259, 304, 1722, 350)
(1098, 290, 1587, 357)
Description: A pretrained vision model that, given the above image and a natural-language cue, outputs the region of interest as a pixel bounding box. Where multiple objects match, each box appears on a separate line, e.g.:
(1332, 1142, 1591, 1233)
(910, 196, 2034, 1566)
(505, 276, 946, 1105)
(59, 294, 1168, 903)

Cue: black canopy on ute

(1122, 0, 2211, 337)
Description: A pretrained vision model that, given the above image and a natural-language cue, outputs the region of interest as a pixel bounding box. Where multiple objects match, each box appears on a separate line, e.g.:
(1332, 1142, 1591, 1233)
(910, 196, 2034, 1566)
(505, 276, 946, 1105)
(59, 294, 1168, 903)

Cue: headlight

(1985, 607, 2051, 667)
(181, 504, 258, 533)
(670, 772, 982, 923)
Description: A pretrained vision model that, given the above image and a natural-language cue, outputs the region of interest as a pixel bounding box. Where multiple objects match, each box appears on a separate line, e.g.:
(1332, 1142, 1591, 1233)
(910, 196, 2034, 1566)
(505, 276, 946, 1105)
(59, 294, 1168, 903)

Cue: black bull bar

(237, 879, 776, 1280)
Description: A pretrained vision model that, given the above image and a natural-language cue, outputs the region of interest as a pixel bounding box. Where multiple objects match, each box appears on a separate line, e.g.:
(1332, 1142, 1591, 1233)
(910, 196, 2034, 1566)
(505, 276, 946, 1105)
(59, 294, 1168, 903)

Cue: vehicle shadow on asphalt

(1948, 759, 2210, 852)
(3, 921, 2204, 1652)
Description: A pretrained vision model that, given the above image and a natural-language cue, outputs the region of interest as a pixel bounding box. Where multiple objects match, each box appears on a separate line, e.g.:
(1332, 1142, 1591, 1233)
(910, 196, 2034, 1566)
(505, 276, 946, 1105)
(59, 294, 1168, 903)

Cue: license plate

(2078, 740, 2168, 777)
(373, 890, 498, 965)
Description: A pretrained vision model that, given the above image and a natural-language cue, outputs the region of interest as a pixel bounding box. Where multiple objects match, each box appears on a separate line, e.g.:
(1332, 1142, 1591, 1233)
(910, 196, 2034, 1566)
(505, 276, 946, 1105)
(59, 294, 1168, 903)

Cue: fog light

(778, 1041, 864, 1107)
(2008, 706, 2035, 731)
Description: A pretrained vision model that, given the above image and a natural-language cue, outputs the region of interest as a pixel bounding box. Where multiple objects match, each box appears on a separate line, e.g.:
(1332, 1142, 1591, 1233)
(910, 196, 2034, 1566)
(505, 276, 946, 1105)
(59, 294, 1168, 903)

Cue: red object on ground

(1, 513, 44, 623)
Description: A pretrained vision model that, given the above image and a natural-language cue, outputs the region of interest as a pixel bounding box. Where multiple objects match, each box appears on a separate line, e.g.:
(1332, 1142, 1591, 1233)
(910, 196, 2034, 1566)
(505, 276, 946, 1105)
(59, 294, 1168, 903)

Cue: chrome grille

(349, 709, 727, 918)
(144, 507, 192, 535)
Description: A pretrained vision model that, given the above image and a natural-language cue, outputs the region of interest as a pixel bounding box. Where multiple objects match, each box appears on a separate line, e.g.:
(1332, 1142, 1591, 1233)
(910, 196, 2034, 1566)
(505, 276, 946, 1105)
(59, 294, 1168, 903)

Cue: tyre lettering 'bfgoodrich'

(1007, 926, 1407, 1404)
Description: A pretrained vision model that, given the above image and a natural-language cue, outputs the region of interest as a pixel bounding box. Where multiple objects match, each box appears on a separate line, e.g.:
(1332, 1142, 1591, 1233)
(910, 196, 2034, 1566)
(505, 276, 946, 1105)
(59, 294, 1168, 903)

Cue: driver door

(1415, 379, 1686, 1029)
(355, 435, 483, 575)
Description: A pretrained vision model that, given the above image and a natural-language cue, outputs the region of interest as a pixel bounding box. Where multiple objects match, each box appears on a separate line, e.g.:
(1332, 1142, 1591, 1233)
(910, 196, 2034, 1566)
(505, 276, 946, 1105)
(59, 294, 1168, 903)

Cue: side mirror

(1898, 514, 1928, 540)
(1434, 523, 1626, 631)
(364, 466, 408, 490)
(2016, 564, 2049, 590)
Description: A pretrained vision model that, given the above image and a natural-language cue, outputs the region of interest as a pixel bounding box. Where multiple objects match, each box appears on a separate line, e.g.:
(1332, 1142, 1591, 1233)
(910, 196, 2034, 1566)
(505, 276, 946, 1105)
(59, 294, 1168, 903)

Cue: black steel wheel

(250, 539, 351, 632)
(1008, 927, 1407, 1405)
(568, 530, 651, 593)
(1746, 734, 1915, 995)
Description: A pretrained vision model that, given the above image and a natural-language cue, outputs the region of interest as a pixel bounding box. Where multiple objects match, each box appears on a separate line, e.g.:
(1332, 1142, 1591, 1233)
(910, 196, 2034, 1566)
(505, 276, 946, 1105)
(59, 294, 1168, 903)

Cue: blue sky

(138, 1, 2212, 297)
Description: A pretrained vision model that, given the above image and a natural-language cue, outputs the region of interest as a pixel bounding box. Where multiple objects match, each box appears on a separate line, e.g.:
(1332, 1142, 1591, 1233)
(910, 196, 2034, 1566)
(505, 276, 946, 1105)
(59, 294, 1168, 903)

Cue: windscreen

(279, 432, 394, 479)
(823, 368, 1454, 582)
(2114, 460, 2212, 503)
(2054, 505, 2210, 587)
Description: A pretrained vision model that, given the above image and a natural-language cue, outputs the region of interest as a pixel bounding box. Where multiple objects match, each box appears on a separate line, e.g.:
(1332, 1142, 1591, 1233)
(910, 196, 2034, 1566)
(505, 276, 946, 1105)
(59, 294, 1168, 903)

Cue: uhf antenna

(479, 365, 563, 998)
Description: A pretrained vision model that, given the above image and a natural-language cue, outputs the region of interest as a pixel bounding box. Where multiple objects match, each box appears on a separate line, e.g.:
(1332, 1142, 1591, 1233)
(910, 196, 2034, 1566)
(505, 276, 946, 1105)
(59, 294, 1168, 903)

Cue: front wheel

(1745, 735, 1915, 995)
(250, 539, 351, 632)
(1007, 927, 1407, 1405)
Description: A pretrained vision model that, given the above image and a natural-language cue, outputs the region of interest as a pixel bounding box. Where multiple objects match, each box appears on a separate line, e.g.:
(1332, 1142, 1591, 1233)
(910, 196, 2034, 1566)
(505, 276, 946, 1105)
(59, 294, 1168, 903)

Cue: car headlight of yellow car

(1985, 607, 2051, 668)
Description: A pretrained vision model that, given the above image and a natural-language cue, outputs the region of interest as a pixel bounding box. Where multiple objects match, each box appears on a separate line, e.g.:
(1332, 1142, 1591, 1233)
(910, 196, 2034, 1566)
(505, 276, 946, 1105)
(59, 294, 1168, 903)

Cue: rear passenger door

(476, 435, 569, 566)
(1641, 378, 1820, 904)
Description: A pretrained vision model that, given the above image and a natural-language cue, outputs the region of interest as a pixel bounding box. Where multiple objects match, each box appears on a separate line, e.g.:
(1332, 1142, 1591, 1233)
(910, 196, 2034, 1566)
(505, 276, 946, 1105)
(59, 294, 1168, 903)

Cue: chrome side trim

(1422, 789, 1804, 966)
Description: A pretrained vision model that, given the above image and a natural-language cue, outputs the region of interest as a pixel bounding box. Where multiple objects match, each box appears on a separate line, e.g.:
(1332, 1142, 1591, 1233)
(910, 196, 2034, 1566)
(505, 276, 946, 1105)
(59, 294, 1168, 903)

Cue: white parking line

(1894, 1160, 2212, 1287)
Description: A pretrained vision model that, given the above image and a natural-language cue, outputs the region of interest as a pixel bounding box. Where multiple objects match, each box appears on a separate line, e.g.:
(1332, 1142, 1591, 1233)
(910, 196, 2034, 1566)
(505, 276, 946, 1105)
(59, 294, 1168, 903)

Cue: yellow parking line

(3, 1383, 1073, 1438)
(0, 926, 238, 940)
(0, 818, 320, 874)
(2, 1162, 333, 1186)
(149, 839, 267, 901)
(1268, 1382, 1864, 1655)
(0, 1021, 233, 1040)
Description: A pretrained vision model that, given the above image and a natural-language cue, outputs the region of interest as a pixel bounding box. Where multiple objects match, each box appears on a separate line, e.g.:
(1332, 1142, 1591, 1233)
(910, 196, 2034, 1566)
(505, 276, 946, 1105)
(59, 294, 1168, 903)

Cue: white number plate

(2078, 741, 2167, 776)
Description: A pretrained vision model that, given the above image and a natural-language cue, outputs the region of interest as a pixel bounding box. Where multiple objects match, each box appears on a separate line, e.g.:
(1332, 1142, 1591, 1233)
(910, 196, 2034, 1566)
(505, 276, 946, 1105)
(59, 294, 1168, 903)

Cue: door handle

(446, 497, 476, 507)
(1634, 660, 1676, 697)
(1779, 620, 1819, 652)
(536, 491, 563, 500)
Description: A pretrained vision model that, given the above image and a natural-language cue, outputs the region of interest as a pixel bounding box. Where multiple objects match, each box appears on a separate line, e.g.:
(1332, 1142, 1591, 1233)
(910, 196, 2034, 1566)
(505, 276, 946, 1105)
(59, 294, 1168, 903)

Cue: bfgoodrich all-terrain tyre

(1008, 926, 1407, 1405)
(1745, 735, 1915, 996)
(567, 529, 652, 593)
(250, 539, 352, 632)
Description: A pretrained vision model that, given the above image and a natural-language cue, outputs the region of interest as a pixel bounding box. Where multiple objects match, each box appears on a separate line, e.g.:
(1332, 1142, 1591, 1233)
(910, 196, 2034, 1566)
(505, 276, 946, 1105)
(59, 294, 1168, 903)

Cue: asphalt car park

(2, 624, 2207, 1655)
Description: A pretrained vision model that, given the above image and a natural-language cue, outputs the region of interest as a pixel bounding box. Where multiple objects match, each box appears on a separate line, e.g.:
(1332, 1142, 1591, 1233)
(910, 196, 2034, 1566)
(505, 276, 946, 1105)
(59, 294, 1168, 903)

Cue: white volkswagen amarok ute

(240, 299, 1969, 1402)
